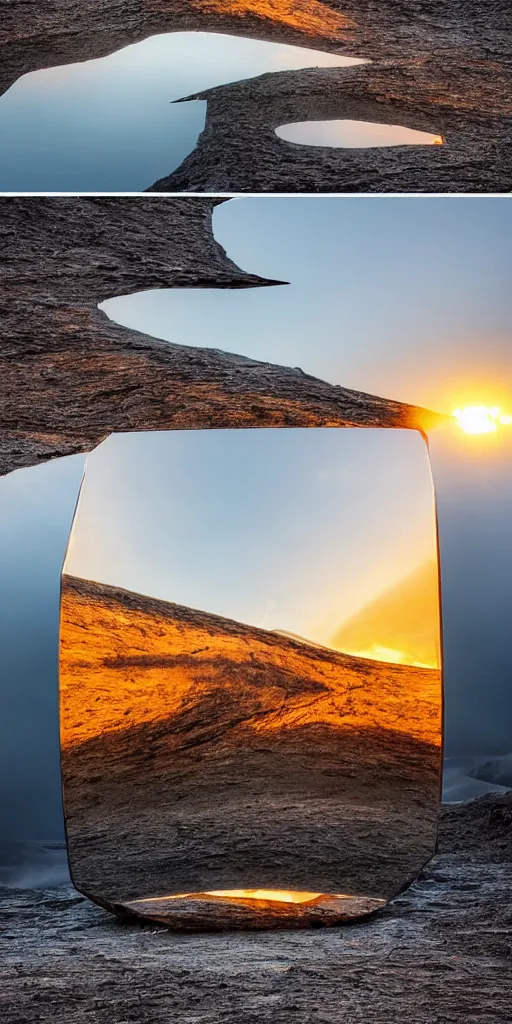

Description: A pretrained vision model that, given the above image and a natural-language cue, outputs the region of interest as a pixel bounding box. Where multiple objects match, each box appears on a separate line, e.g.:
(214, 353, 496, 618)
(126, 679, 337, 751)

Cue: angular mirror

(60, 427, 442, 930)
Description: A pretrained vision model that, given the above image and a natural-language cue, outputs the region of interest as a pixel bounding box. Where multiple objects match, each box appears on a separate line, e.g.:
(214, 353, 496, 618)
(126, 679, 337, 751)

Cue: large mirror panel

(60, 427, 442, 929)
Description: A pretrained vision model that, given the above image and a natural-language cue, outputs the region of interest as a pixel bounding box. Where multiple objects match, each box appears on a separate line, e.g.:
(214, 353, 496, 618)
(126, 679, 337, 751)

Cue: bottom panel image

(60, 428, 442, 929)
(1, 194, 510, 1023)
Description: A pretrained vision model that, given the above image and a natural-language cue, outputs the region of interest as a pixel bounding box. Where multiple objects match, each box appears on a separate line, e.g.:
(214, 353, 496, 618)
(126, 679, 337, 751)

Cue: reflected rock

(60, 575, 441, 924)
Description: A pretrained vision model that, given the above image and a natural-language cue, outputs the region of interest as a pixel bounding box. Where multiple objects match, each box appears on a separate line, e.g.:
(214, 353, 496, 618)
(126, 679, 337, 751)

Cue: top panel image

(0, 0, 510, 193)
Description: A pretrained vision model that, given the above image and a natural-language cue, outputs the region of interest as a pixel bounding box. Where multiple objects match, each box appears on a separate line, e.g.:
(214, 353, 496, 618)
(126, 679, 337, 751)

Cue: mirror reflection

(60, 428, 442, 929)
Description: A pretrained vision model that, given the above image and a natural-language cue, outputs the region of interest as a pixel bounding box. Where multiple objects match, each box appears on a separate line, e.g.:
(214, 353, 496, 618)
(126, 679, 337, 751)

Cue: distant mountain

(330, 560, 440, 669)
(272, 629, 332, 650)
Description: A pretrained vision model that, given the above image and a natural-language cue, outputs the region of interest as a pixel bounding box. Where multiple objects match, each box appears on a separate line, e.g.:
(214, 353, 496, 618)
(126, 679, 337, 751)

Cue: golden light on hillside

(347, 644, 436, 670)
(330, 561, 440, 671)
(453, 405, 512, 435)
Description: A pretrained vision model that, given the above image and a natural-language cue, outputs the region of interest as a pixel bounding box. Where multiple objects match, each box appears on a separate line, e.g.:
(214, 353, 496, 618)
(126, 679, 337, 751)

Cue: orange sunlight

(345, 644, 436, 670)
(131, 889, 386, 905)
(453, 405, 512, 435)
(195, 0, 354, 38)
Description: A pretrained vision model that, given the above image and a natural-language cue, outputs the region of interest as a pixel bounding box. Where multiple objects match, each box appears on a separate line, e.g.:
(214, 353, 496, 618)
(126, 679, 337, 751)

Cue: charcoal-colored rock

(0, 796, 510, 1022)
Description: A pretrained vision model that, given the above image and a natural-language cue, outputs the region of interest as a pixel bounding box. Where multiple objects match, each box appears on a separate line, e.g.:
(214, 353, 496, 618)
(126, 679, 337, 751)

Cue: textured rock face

(153, 58, 511, 193)
(0, 1, 510, 192)
(59, 576, 441, 914)
(1, 0, 509, 96)
(0, 197, 445, 478)
(0, 795, 511, 1022)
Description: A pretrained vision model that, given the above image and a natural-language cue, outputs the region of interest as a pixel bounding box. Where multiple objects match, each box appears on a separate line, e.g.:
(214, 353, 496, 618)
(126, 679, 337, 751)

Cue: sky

(103, 196, 512, 416)
(65, 428, 437, 647)
(275, 121, 442, 148)
(0, 32, 362, 192)
(1, 195, 511, 843)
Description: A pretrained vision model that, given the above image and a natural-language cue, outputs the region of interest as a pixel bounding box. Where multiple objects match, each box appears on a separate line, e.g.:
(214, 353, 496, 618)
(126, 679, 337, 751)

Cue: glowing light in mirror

(344, 645, 435, 669)
(133, 889, 355, 904)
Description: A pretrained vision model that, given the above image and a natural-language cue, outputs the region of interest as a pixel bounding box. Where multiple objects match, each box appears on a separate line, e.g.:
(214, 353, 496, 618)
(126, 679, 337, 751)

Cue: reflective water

(0, 32, 364, 192)
(276, 120, 443, 148)
(60, 428, 441, 929)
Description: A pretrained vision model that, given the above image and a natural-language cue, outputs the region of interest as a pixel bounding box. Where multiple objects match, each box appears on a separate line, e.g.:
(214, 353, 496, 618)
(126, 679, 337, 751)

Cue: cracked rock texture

(0, 1, 510, 192)
(0, 795, 511, 1023)
(154, 58, 511, 193)
(0, 197, 444, 479)
(59, 576, 440, 917)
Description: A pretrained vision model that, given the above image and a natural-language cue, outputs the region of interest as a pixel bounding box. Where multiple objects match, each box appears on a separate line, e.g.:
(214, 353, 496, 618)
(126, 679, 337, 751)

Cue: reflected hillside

(60, 576, 440, 749)
(331, 560, 440, 669)
(60, 576, 441, 905)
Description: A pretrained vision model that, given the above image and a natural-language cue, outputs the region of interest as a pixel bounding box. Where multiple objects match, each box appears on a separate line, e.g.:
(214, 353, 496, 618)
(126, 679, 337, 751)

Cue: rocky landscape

(1, 794, 511, 1022)
(60, 575, 441, 921)
(151, 55, 511, 194)
(0, 197, 445, 479)
(1, 1, 509, 191)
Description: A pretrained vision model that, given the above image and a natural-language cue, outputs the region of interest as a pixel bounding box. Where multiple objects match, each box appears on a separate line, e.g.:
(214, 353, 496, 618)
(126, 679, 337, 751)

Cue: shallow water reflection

(0, 32, 364, 192)
(276, 120, 443, 148)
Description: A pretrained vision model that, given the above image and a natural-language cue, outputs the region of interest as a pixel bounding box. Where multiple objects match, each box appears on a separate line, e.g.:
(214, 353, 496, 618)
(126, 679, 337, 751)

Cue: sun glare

(132, 889, 357, 905)
(453, 406, 512, 435)
(346, 645, 436, 669)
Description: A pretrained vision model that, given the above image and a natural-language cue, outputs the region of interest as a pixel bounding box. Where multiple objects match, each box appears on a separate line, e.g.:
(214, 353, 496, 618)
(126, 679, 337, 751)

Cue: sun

(452, 406, 512, 435)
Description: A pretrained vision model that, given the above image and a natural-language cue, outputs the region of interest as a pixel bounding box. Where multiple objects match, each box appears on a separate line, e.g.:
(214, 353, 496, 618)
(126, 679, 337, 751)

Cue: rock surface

(0, 197, 445, 479)
(0, 795, 511, 1022)
(151, 56, 511, 193)
(1, 1, 509, 192)
(59, 576, 441, 912)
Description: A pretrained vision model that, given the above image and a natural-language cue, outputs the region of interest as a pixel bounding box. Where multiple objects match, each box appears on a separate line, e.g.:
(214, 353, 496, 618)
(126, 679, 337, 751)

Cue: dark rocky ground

(0, 0, 510, 191)
(0, 197, 445, 479)
(0, 795, 511, 1023)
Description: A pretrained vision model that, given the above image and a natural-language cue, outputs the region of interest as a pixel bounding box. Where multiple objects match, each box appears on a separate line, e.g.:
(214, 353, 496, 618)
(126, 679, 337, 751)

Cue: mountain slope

(331, 559, 440, 668)
(60, 575, 442, 906)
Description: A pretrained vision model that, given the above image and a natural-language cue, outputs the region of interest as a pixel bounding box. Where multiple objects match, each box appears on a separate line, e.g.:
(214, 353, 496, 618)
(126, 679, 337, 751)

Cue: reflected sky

(102, 197, 511, 417)
(0, 33, 363, 192)
(276, 121, 443, 148)
(0, 456, 85, 840)
(64, 429, 437, 648)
